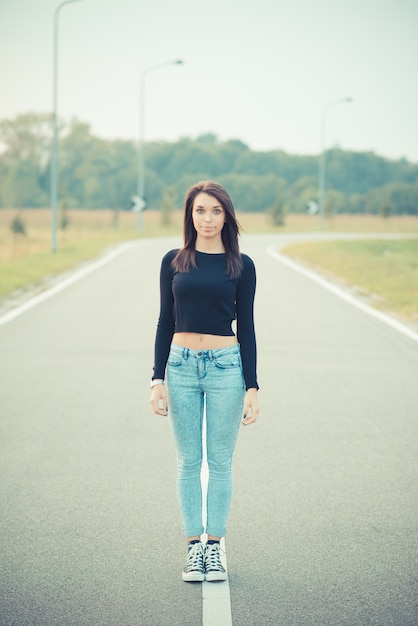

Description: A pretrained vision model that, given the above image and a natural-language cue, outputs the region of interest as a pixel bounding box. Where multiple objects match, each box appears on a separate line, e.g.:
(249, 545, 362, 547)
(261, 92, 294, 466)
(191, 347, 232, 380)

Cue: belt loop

(182, 347, 189, 360)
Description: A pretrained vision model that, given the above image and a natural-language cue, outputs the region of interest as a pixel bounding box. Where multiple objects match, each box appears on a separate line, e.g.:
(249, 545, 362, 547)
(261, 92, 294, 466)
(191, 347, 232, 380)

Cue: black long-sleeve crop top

(152, 249, 258, 390)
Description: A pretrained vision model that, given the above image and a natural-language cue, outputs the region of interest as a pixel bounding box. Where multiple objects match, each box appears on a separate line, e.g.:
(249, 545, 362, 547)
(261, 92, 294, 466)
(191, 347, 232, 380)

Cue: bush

(10, 215, 27, 236)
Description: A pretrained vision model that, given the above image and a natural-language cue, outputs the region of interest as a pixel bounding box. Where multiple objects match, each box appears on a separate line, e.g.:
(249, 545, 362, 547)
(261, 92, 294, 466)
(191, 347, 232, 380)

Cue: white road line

(201, 413, 233, 626)
(267, 246, 418, 344)
(0, 241, 137, 328)
(202, 549, 232, 626)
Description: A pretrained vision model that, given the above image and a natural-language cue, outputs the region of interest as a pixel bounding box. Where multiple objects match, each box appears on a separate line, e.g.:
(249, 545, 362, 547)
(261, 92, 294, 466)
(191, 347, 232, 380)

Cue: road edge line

(0, 241, 137, 328)
(267, 245, 418, 344)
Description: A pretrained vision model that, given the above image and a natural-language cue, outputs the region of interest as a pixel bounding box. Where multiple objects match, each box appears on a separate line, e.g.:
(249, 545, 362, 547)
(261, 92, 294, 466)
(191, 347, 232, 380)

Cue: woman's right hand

(150, 384, 168, 416)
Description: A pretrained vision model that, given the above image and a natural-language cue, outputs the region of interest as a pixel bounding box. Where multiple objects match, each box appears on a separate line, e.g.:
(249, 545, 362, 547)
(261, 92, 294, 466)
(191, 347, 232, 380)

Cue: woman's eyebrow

(195, 204, 222, 209)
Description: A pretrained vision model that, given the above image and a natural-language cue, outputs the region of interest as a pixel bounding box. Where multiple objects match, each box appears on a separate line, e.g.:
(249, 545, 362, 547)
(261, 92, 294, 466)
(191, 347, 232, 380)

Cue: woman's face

(192, 192, 226, 241)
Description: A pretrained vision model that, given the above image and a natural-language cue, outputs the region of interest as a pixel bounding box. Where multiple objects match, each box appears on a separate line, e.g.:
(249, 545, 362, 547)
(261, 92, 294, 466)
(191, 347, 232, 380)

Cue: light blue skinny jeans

(166, 343, 245, 538)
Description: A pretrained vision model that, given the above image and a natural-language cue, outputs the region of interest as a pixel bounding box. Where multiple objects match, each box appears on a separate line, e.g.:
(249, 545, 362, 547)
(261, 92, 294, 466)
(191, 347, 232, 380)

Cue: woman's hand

(242, 388, 259, 426)
(150, 383, 168, 416)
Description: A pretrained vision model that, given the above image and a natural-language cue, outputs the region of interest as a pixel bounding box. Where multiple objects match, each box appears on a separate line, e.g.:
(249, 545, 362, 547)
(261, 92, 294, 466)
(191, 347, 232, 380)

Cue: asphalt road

(0, 234, 417, 626)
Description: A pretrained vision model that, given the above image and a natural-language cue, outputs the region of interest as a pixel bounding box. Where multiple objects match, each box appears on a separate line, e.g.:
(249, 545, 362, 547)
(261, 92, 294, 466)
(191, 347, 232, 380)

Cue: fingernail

(243, 414, 247, 419)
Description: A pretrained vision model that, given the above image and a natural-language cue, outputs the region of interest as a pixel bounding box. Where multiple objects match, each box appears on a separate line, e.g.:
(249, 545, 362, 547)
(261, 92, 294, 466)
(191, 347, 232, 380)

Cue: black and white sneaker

(182, 541, 205, 582)
(204, 542, 227, 582)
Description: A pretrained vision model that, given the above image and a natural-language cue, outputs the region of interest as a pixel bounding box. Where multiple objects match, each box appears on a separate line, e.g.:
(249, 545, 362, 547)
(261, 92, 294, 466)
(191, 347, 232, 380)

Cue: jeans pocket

(214, 355, 241, 370)
(168, 357, 182, 367)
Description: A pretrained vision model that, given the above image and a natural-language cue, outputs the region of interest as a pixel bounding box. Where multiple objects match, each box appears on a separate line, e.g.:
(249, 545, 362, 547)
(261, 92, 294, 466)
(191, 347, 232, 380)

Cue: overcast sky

(1, 0, 417, 162)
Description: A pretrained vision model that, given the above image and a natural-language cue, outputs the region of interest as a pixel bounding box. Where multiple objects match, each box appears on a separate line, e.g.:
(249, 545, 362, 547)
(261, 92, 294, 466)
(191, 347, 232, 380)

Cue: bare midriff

(173, 332, 238, 351)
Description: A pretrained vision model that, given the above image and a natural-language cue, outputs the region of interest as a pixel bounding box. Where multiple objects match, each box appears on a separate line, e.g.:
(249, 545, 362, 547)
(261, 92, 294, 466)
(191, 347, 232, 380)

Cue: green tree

(270, 179, 287, 226)
(363, 182, 418, 216)
(217, 173, 280, 212)
(10, 214, 27, 236)
(380, 204, 391, 219)
(60, 119, 106, 208)
(0, 112, 51, 207)
(10, 212, 27, 259)
(325, 189, 345, 219)
(286, 177, 317, 213)
(1, 112, 418, 215)
(160, 186, 176, 226)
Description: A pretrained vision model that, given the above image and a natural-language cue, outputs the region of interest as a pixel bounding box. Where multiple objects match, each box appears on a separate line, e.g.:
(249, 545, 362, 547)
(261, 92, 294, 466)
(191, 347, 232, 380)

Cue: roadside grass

(238, 212, 418, 235)
(0, 208, 180, 298)
(282, 238, 418, 325)
(1, 207, 418, 303)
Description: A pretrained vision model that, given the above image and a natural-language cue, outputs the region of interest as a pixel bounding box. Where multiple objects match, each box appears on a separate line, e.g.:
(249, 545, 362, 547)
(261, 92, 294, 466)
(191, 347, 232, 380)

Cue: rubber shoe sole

(205, 570, 228, 582)
(182, 570, 205, 582)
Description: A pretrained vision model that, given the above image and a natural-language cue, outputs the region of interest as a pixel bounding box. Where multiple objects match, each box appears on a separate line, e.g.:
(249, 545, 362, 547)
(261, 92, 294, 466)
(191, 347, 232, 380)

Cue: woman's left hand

(242, 388, 259, 426)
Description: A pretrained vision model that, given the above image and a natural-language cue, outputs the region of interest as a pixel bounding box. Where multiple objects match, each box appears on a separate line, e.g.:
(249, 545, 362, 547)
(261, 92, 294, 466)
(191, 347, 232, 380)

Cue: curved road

(0, 234, 417, 626)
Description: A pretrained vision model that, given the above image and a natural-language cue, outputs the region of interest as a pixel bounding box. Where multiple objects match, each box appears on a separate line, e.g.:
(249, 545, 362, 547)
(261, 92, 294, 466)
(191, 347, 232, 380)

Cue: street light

(135, 59, 183, 227)
(51, 0, 82, 253)
(318, 97, 352, 230)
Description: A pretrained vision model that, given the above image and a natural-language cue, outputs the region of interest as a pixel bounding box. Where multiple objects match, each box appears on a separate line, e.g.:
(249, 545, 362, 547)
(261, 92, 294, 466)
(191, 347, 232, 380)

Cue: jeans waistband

(170, 343, 240, 361)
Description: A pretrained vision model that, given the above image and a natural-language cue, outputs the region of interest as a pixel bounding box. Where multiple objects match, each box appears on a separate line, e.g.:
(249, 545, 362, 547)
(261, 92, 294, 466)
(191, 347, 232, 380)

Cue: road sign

(131, 195, 147, 212)
(307, 201, 319, 215)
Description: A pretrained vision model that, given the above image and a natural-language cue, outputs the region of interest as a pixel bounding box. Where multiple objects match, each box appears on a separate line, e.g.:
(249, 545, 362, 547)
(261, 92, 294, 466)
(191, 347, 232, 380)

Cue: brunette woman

(150, 180, 259, 582)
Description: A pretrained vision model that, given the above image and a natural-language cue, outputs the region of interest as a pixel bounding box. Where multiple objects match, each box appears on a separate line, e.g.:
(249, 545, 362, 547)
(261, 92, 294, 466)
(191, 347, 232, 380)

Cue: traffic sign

(307, 201, 319, 215)
(131, 195, 147, 212)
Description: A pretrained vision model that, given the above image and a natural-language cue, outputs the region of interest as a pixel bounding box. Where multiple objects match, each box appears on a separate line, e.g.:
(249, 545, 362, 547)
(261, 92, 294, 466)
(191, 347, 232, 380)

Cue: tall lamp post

(318, 97, 352, 230)
(51, 0, 82, 252)
(136, 59, 183, 227)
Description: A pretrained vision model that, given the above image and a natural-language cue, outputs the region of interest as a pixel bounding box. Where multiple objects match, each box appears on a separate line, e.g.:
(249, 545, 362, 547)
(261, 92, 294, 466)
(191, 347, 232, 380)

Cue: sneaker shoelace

(205, 543, 225, 572)
(186, 543, 204, 572)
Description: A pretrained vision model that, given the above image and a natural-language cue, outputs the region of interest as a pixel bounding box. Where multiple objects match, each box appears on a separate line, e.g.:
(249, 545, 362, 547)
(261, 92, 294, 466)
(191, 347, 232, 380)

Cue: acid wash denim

(166, 343, 245, 538)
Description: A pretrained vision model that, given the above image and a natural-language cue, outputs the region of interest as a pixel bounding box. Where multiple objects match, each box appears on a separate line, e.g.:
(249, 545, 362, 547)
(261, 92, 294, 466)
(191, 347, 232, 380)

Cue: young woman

(150, 180, 259, 582)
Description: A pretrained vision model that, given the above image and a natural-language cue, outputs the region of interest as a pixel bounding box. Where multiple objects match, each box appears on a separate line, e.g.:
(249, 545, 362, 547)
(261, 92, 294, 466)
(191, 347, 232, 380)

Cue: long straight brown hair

(172, 181, 243, 279)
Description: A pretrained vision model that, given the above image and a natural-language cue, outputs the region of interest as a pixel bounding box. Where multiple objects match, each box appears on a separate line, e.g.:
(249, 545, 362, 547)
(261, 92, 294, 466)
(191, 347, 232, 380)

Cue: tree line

(1, 113, 417, 217)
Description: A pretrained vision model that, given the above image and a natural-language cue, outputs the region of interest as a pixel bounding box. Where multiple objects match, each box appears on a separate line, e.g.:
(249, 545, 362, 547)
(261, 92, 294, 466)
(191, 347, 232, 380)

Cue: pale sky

(1, 0, 417, 162)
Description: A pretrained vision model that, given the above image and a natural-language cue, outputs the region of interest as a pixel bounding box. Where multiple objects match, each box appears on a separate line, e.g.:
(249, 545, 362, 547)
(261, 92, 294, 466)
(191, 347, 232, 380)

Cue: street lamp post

(51, 0, 82, 253)
(318, 97, 352, 230)
(136, 59, 183, 229)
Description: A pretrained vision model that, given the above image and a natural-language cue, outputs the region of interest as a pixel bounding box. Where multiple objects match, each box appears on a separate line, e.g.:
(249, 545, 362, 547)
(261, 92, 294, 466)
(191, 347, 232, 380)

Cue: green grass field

(282, 238, 418, 325)
(1, 209, 418, 327)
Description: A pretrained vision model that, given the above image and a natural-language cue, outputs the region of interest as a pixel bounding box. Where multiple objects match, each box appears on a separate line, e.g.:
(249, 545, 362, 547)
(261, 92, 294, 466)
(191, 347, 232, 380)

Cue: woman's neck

(195, 237, 225, 254)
